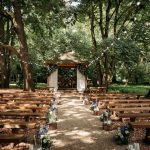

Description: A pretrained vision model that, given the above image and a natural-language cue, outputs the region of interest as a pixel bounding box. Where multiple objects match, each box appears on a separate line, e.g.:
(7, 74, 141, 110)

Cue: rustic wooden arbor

(46, 51, 88, 92)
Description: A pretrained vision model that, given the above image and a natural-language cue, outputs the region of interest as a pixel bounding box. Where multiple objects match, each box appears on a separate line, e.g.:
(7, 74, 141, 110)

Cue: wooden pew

(110, 107, 150, 113)
(90, 94, 143, 102)
(0, 92, 54, 101)
(0, 134, 27, 143)
(0, 105, 48, 112)
(2, 97, 52, 101)
(108, 103, 150, 108)
(0, 112, 46, 122)
(0, 121, 36, 131)
(0, 121, 37, 143)
(117, 113, 150, 122)
(131, 122, 150, 143)
(100, 99, 150, 104)
(0, 101, 50, 107)
(89, 87, 106, 100)
(131, 122, 150, 128)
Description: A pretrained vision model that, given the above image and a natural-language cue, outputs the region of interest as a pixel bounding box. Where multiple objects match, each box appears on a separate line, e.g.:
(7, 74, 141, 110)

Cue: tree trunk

(12, 0, 34, 91)
(89, 1, 102, 87)
(3, 20, 11, 88)
(0, 14, 6, 88)
(98, 1, 110, 90)
(103, 51, 109, 91)
(146, 90, 150, 98)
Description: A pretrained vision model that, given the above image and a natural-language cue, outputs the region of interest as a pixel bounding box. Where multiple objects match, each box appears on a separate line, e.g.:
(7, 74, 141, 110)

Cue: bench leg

(130, 117, 136, 122)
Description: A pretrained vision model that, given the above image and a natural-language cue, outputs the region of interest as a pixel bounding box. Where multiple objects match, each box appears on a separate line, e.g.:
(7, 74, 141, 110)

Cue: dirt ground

(0, 89, 149, 150)
(49, 93, 127, 150)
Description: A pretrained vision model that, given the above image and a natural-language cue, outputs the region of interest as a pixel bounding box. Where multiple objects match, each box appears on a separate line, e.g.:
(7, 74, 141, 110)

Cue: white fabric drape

(77, 69, 86, 92)
(47, 69, 58, 91)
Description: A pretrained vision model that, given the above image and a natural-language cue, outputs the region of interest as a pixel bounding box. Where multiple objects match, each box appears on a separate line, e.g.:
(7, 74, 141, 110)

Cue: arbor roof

(45, 51, 87, 66)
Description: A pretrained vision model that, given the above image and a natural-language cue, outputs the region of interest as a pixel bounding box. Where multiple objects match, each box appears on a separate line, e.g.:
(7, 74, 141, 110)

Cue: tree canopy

(0, 0, 149, 91)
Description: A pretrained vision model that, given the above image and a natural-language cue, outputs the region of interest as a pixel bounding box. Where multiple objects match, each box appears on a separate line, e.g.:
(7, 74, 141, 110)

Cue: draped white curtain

(47, 69, 58, 91)
(77, 69, 87, 92)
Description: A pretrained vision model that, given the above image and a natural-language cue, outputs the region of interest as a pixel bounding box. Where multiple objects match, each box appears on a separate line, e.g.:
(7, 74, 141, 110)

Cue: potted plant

(90, 101, 97, 111)
(47, 111, 57, 130)
(40, 134, 53, 150)
(93, 106, 100, 115)
(37, 125, 53, 150)
(100, 109, 112, 131)
(115, 125, 130, 145)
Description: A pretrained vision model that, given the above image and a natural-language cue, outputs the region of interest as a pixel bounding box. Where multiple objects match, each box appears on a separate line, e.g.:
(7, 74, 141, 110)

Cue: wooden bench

(0, 121, 37, 129)
(110, 107, 150, 113)
(108, 103, 150, 108)
(2, 97, 52, 102)
(117, 113, 150, 122)
(0, 134, 27, 143)
(0, 112, 46, 122)
(129, 122, 150, 142)
(131, 122, 150, 128)
(0, 121, 37, 133)
(0, 105, 48, 112)
(0, 101, 50, 106)
(90, 94, 143, 101)
(99, 99, 150, 104)
(89, 87, 106, 100)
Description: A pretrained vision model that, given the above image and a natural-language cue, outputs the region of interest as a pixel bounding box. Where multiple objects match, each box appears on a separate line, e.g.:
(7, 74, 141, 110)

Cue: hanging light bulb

(137, 2, 141, 6)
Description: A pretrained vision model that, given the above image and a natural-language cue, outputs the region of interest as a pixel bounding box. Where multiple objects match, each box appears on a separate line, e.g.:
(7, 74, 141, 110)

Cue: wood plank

(0, 134, 26, 143)
(0, 101, 50, 105)
(101, 99, 150, 103)
(118, 113, 150, 118)
(0, 121, 36, 129)
(108, 103, 150, 107)
(0, 112, 45, 116)
(0, 105, 48, 110)
(110, 107, 150, 112)
(2, 97, 52, 101)
(131, 122, 150, 128)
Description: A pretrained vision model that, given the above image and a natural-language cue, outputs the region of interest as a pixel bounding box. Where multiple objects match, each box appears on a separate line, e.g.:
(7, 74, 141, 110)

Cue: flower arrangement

(48, 98, 57, 113)
(47, 111, 57, 124)
(90, 101, 98, 111)
(99, 109, 111, 125)
(99, 109, 112, 130)
(37, 125, 53, 150)
(115, 125, 131, 145)
(40, 134, 53, 150)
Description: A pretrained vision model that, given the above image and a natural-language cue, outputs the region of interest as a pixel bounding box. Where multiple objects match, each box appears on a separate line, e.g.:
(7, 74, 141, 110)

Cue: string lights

(0, 51, 45, 67)
(0, 1, 146, 69)
(88, 8, 142, 67)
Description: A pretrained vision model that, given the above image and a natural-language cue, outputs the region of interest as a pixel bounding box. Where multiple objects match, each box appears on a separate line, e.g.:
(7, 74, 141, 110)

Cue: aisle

(50, 93, 125, 150)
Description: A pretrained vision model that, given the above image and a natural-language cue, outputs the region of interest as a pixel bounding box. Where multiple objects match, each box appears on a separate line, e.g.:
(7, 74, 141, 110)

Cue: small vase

(93, 111, 99, 116)
(103, 124, 112, 131)
(48, 122, 57, 130)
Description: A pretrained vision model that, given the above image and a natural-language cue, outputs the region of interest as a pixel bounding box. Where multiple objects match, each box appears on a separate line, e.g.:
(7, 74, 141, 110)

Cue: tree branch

(0, 43, 21, 59)
(105, 0, 112, 37)
(114, 0, 122, 36)
(98, 1, 105, 38)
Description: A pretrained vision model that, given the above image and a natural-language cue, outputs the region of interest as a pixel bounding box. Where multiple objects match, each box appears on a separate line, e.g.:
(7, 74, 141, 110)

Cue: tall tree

(73, 0, 149, 89)
(0, 0, 33, 91)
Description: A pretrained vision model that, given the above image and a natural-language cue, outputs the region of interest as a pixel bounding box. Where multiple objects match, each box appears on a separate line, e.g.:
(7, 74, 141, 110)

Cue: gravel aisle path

(50, 93, 126, 150)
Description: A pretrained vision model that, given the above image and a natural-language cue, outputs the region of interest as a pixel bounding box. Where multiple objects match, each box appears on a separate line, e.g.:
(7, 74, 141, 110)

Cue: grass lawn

(10, 82, 150, 95)
(36, 83, 47, 89)
(9, 83, 48, 89)
(108, 84, 150, 95)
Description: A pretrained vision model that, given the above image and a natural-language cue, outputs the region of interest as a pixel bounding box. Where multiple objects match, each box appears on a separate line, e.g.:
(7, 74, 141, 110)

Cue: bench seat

(0, 121, 36, 129)
(131, 122, 150, 128)
(110, 107, 150, 112)
(118, 113, 150, 118)
(0, 134, 27, 143)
